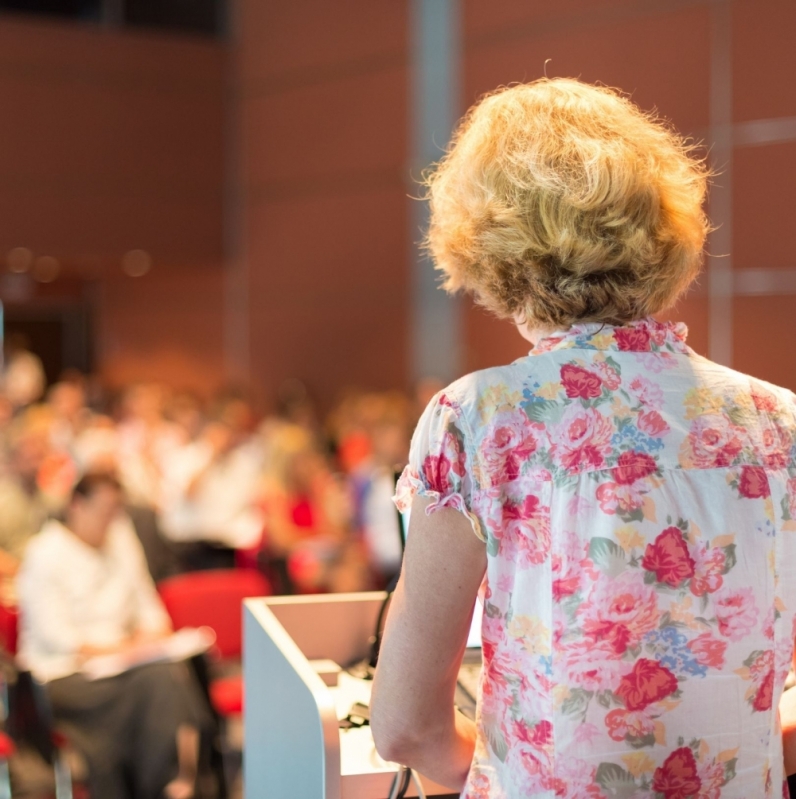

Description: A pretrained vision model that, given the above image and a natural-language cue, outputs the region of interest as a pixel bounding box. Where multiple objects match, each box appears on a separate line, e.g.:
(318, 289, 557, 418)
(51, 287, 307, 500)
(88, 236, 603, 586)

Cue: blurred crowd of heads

(0, 370, 431, 509)
(0, 337, 440, 591)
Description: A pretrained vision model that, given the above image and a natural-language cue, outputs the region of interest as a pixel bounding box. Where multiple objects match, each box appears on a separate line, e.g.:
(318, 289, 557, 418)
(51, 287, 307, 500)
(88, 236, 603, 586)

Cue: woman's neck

(514, 317, 560, 346)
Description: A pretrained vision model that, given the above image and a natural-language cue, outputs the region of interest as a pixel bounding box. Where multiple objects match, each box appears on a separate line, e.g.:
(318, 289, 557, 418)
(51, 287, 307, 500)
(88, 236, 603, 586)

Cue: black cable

(388, 766, 411, 799)
(370, 472, 407, 672)
(397, 767, 412, 798)
(367, 572, 400, 670)
(361, 464, 408, 674)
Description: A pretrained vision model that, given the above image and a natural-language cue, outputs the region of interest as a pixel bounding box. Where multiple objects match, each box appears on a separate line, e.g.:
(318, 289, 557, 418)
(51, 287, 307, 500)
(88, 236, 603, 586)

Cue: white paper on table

(81, 626, 216, 681)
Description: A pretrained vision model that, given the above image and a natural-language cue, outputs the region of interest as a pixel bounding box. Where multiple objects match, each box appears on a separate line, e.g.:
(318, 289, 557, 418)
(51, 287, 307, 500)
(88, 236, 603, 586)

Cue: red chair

(0, 604, 17, 797)
(0, 729, 14, 799)
(157, 569, 271, 716)
(0, 605, 18, 658)
(0, 603, 77, 799)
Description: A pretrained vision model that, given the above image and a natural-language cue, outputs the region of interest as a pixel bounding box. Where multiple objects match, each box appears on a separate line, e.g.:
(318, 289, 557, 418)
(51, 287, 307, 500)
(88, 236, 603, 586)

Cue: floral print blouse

(395, 317, 796, 799)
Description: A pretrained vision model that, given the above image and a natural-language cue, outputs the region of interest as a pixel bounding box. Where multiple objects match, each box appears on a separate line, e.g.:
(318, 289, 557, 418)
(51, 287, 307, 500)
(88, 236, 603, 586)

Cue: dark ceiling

(0, 0, 224, 35)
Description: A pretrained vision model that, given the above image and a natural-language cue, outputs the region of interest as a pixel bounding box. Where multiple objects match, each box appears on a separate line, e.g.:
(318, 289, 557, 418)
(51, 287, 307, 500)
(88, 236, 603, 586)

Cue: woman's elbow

(371, 704, 422, 765)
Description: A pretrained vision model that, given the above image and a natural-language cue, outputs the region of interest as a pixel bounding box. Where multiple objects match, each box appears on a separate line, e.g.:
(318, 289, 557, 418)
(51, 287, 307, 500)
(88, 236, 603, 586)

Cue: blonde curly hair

(425, 78, 710, 328)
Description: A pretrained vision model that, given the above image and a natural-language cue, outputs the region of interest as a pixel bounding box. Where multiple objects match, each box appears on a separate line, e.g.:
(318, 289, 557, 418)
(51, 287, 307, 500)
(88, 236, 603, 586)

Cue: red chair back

(0, 605, 19, 656)
(158, 569, 270, 659)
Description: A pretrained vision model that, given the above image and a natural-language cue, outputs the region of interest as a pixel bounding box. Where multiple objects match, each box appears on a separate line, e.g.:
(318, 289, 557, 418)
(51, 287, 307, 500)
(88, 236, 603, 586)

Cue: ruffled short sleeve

(393, 390, 485, 542)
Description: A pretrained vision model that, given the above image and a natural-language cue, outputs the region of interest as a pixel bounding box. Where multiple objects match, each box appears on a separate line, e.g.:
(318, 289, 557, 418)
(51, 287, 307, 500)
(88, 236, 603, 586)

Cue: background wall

(234, 0, 796, 405)
(97, 266, 226, 392)
(232, 0, 411, 408)
(2, 0, 795, 404)
(730, 0, 796, 389)
(0, 13, 226, 394)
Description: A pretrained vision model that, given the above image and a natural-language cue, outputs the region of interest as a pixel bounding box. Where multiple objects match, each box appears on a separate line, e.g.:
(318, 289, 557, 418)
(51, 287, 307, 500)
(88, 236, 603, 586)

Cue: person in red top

(259, 424, 366, 593)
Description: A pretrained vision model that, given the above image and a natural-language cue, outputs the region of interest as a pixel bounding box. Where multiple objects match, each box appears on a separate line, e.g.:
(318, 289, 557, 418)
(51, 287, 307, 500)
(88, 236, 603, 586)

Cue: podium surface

(243, 592, 454, 799)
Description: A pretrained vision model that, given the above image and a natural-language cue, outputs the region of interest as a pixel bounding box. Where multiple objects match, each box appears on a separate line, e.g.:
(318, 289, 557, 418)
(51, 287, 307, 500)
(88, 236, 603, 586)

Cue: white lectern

(243, 593, 456, 799)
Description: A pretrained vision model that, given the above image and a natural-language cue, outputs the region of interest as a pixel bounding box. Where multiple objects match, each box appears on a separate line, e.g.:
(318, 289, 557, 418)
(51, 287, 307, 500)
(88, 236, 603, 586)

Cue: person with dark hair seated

(17, 472, 210, 799)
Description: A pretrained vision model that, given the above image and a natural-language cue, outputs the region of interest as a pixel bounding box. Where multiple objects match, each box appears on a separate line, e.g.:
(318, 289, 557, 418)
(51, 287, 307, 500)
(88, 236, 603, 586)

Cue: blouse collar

(531, 316, 691, 356)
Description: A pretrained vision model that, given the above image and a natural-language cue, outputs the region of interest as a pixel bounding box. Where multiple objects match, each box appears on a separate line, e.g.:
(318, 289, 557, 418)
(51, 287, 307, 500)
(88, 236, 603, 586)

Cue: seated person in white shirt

(18, 472, 211, 799)
(159, 400, 265, 565)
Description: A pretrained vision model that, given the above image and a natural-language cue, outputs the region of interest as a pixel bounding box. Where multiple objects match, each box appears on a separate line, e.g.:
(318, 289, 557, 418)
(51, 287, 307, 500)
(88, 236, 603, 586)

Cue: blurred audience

(160, 397, 264, 569)
(0, 328, 433, 799)
(0, 360, 422, 794)
(116, 383, 182, 509)
(17, 472, 211, 799)
(259, 423, 362, 592)
(350, 392, 412, 585)
(2, 333, 45, 412)
(0, 412, 55, 596)
(47, 374, 92, 455)
(167, 391, 205, 446)
(0, 365, 421, 597)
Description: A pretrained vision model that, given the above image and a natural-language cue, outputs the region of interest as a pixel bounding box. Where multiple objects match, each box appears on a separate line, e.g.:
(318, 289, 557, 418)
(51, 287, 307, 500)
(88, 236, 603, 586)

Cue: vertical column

(223, 0, 251, 390)
(707, 0, 733, 366)
(409, 0, 463, 384)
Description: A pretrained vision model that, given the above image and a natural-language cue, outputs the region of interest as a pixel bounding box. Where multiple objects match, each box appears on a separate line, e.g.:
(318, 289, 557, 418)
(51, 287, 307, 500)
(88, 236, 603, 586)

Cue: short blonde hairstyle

(426, 78, 710, 328)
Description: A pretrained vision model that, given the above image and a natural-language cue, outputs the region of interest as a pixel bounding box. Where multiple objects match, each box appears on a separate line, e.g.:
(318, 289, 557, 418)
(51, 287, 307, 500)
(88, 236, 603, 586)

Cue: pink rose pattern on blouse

(395, 317, 796, 799)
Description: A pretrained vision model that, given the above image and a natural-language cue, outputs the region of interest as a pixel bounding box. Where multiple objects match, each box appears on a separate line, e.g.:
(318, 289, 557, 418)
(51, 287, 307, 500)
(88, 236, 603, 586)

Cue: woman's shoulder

(437, 359, 533, 416)
(419, 362, 536, 449)
(688, 351, 796, 417)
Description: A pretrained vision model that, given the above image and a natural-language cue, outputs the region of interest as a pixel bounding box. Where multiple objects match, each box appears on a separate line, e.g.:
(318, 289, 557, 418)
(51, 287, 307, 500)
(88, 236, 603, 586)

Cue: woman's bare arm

(370, 495, 486, 790)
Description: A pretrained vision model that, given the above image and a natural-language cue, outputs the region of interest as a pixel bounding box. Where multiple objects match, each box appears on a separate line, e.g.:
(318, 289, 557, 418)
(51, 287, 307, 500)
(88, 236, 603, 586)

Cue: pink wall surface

(3, 1, 794, 400)
(235, 0, 410, 407)
(237, 0, 796, 400)
(0, 14, 227, 394)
